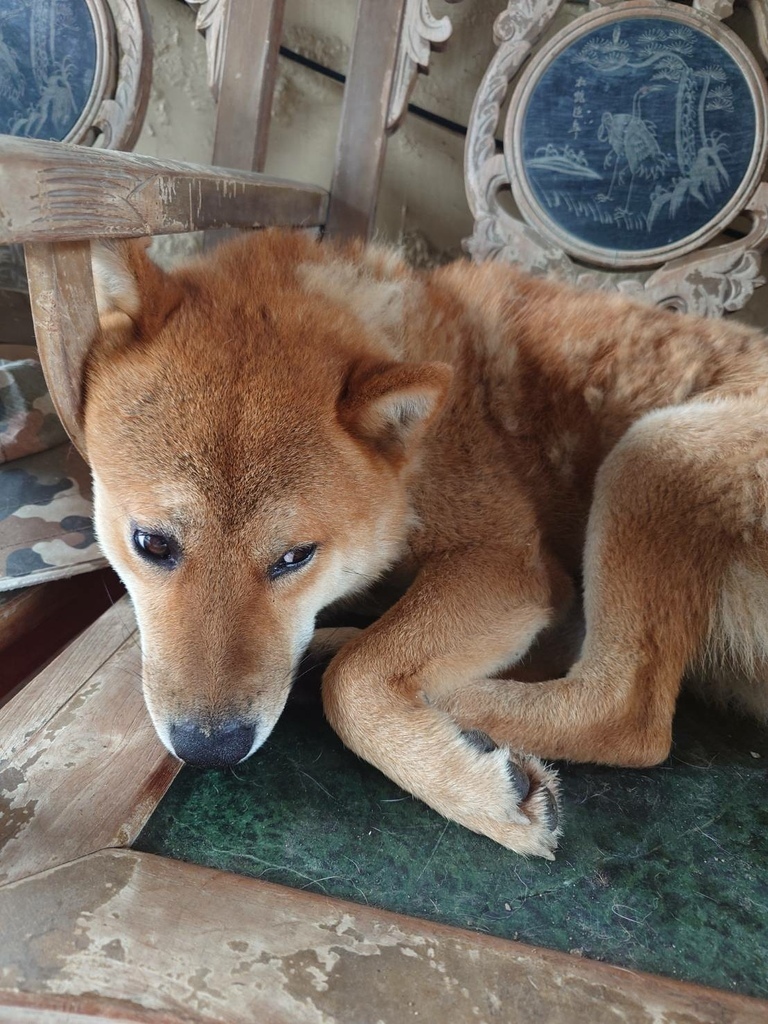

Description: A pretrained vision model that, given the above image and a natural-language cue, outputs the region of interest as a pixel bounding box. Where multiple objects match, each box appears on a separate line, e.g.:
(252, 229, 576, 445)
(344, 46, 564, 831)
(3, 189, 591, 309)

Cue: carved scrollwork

(638, 184, 768, 314)
(94, 0, 153, 151)
(387, 0, 463, 130)
(692, 0, 735, 20)
(186, 0, 229, 100)
(464, 0, 768, 316)
(464, 0, 569, 272)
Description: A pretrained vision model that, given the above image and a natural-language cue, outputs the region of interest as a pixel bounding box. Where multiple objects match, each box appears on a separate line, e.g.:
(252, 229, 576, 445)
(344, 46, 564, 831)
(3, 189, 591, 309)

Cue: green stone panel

(135, 697, 768, 998)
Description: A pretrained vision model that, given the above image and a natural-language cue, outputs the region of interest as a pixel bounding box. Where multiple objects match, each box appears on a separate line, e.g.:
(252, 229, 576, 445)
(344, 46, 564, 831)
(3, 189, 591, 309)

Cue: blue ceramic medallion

(515, 15, 759, 260)
(0, 0, 98, 142)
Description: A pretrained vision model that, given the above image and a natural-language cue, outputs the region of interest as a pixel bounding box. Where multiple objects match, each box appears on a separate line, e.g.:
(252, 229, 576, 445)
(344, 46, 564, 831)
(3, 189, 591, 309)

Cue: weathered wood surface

(24, 242, 99, 455)
(0, 598, 179, 886)
(1, 848, 766, 1024)
(325, 0, 408, 241)
(211, 0, 286, 173)
(0, 585, 56, 654)
(0, 991, 187, 1024)
(96, 0, 154, 152)
(0, 136, 328, 244)
(203, 0, 286, 249)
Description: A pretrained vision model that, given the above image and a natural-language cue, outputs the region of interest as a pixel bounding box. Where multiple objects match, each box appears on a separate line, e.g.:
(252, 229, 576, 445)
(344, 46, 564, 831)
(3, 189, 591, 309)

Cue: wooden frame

(0, 0, 152, 293)
(1, 0, 151, 153)
(506, 1, 768, 269)
(465, 0, 768, 315)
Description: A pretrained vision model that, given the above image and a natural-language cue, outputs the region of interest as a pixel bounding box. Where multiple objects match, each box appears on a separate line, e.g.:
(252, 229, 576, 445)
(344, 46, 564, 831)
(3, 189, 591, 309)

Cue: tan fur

(84, 230, 768, 858)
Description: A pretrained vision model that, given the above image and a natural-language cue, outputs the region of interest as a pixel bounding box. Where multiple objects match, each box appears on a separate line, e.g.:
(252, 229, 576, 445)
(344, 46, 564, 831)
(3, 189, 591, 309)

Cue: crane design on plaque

(516, 15, 757, 259)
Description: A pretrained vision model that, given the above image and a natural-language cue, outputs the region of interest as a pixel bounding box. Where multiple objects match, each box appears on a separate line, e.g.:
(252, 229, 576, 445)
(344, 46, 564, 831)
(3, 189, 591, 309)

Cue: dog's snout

(169, 719, 257, 768)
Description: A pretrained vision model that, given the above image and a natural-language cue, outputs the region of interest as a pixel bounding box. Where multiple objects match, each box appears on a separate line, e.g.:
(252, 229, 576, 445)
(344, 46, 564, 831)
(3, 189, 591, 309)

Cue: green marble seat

(135, 695, 768, 999)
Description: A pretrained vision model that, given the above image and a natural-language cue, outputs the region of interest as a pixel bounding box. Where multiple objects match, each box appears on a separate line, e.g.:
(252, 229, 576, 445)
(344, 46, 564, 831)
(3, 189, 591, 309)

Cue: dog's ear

(340, 359, 452, 458)
(90, 239, 183, 340)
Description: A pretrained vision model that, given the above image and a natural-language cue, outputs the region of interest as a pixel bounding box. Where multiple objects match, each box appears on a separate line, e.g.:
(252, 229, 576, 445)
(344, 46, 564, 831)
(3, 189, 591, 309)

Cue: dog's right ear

(90, 239, 183, 341)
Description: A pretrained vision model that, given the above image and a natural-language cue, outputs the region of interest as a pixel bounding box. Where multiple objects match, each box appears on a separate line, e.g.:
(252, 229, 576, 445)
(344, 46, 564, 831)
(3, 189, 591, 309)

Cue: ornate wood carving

(94, 0, 153, 151)
(186, 0, 229, 100)
(0, 0, 151, 291)
(465, 0, 768, 315)
(693, 0, 735, 19)
(387, 0, 463, 130)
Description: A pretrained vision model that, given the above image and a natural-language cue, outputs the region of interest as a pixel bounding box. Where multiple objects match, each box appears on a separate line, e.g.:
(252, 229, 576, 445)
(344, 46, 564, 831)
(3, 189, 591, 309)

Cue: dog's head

(83, 231, 450, 767)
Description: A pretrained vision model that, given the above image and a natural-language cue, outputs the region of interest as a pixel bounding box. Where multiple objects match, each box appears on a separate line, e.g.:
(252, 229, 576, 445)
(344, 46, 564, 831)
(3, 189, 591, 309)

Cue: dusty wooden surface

(0, 570, 123, 701)
(211, 0, 285, 173)
(24, 241, 99, 455)
(0, 135, 328, 244)
(1, 599, 766, 1020)
(1, 847, 766, 1024)
(325, 0, 407, 240)
(0, 598, 179, 886)
(0, 586, 58, 654)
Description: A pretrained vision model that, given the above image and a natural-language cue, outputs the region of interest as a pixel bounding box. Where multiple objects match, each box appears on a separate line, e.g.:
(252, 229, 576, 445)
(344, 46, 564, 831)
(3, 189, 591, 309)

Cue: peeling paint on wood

(0, 600, 179, 886)
(1, 850, 766, 1024)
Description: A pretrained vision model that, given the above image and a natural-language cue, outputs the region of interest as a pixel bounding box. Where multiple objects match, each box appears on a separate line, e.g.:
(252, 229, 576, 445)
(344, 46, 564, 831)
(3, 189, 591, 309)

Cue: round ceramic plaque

(505, 3, 768, 268)
(0, 0, 113, 144)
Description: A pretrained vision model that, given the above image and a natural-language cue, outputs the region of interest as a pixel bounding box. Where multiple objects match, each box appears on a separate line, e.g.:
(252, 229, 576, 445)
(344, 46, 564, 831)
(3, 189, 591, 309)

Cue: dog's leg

(307, 626, 364, 662)
(291, 628, 364, 705)
(435, 401, 768, 767)
(322, 548, 568, 857)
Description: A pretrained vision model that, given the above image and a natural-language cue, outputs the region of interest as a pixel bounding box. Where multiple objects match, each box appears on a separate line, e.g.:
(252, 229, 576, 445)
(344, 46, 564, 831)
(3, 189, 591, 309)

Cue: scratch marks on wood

(0, 135, 329, 243)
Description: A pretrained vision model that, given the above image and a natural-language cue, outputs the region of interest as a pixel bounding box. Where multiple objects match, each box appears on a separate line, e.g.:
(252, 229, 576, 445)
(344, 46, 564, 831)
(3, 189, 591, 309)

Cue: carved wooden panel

(0, 0, 151, 154)
(465, 0, 768, 315)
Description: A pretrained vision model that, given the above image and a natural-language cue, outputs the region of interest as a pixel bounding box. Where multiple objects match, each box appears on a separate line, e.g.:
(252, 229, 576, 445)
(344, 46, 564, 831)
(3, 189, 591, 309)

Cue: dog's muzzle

(169, 718, 258, 768)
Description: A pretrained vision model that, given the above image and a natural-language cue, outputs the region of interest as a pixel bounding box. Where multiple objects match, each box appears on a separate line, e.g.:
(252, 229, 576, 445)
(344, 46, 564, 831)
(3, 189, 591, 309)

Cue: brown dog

(84, 229, 768, 858)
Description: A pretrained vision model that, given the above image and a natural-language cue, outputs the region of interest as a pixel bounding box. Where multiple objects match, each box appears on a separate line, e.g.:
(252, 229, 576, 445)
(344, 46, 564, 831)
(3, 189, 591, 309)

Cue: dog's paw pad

(461, 728, 498, 753)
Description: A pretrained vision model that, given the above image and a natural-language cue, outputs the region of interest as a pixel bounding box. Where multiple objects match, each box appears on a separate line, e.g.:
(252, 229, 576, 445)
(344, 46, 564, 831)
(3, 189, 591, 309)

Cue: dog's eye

(133, 529, 177, 566)
(268, 543, 317, 580)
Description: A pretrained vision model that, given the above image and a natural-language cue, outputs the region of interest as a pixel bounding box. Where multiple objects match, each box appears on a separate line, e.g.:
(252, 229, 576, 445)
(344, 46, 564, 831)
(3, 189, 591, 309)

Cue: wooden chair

(0, 0, 152, 687)
(1, 2, 767, 1020)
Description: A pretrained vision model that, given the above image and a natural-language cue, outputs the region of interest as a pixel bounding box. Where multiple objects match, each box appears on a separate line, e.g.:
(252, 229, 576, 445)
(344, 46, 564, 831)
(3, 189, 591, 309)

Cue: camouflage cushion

(0, 346, 106, 591)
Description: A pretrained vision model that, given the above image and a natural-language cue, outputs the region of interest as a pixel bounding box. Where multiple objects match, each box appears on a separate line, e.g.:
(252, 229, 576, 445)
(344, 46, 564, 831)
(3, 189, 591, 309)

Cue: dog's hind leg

(436, 399, 768, 767)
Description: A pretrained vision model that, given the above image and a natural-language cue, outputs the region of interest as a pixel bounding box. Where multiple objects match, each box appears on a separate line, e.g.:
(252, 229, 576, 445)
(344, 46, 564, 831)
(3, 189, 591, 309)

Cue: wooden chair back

(0, 0, 442, 454)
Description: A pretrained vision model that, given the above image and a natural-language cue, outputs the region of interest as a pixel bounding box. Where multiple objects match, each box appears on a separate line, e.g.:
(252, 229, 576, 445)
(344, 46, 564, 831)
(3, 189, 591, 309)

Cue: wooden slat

(0, 992, 187, 1024)
(23, 241, 98, 454)
(0, 598, 134, 756)
(0, 570, 123, 702)
(0, 135, 328, 244)
(325, 0, 407, 241)
(0, 599, 179, 886)
(0, 585, 57, 654)
(1, 849, 766, 1024)
(212, 0, 286, 173)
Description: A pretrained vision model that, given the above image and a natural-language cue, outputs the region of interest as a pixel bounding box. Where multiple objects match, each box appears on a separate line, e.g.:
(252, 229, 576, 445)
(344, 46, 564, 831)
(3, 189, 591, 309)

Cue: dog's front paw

(442, 727, 561, 859)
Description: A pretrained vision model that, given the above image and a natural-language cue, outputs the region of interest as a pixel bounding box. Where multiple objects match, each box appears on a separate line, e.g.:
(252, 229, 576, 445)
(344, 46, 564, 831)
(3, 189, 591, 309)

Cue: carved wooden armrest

(0, 135, 329, 244)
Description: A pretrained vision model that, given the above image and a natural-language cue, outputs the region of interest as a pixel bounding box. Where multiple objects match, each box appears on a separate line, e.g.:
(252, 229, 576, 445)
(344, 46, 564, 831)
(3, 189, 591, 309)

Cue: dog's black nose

(169, 719, 257, 768)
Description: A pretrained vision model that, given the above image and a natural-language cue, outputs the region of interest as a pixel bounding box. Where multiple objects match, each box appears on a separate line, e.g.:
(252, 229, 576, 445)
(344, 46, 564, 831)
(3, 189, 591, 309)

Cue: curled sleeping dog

(84, 229, 768, 858)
